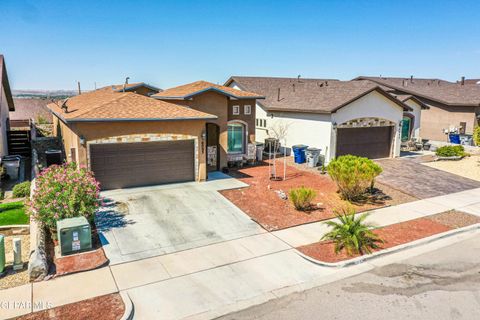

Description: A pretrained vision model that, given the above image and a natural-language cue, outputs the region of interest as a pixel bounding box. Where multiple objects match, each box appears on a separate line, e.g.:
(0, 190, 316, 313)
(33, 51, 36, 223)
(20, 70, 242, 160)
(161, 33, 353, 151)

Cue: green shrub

(289, 186, 317, 211)
(30, 163, 101, 230)
(435, 145, 466, 157)
(13, 181, 31, 198)
(473, 126, 480, 146)
(327, 155, 383, 201)
(322, 207, 383, 256)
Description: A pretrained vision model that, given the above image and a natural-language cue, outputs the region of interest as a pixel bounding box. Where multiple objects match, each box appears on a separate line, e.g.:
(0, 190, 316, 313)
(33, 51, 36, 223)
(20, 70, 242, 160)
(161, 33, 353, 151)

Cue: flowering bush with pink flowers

(30, 162, 101, 229)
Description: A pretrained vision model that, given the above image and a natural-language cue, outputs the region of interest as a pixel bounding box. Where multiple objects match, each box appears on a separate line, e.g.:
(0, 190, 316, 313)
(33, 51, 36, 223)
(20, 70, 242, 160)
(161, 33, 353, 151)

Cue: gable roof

(47, 88, 217, 122)
(101, 82, 162, 93)
(355, 76, 480, 107)
(390, 94, 429, 110)
(226, 76, 411, 113)
(11, 98, 53, 122)
(152, 80, 264, 100)
(0, 55, 15, 111)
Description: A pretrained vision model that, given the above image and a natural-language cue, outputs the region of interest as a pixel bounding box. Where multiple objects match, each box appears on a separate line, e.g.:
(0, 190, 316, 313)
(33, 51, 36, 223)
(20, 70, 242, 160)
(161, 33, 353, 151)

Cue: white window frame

(244, 105, 251, 115)
(232, 105, 240, 115)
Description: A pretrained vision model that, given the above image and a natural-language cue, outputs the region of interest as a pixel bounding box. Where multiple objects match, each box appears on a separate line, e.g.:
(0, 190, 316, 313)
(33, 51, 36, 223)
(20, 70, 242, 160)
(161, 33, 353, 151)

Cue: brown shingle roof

(0, 55, 15, 111)
(47, 88, 216, 122)
(11, 98, 53, 122)
(356, 76, 480, 106)
(152, 80, 264, 100)
(99, 82, 162, 93)
(226, 76, 411, 113)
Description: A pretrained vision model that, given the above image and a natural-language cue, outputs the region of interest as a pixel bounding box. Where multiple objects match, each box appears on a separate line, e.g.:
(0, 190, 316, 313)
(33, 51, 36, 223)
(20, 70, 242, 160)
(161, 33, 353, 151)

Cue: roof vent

(61, 98, 69, 113)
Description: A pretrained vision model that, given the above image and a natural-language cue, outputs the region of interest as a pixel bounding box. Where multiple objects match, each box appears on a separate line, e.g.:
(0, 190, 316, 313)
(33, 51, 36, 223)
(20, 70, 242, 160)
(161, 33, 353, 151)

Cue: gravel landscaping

(16, 293, 125, 320)
(422, 155, 480, 181)
(0, 234, 30, 289)
(221, 162, 416, 231)
(297, 210, 480, 263)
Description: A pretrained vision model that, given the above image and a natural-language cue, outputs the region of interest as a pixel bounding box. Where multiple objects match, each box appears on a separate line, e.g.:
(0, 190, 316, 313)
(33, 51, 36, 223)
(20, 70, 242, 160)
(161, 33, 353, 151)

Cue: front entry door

(206, 123, 220, 172)
(401, 117, 411, 141)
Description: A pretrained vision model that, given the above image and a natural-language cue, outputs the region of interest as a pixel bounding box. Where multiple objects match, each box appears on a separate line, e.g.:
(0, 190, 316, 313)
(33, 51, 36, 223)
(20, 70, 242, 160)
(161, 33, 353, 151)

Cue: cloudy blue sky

(1, 0, 479, 90)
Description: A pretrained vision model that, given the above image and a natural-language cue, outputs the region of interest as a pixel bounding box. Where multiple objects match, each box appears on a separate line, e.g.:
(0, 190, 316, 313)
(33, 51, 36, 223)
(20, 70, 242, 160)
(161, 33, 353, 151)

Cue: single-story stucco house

(49, 81, 262, 190)
(225, 76, 412, 163)
(0, 55, 15, 157)
(355, 76, 480, 142)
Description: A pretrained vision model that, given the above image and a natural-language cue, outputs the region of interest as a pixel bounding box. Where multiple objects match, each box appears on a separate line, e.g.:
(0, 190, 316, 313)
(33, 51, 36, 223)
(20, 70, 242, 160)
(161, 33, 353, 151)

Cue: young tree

(267, 121, 291, 180)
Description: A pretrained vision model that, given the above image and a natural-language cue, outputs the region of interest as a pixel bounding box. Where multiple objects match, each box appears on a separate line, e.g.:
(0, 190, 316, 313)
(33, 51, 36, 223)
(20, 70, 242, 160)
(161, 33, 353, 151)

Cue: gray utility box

(57, 217, 92, 256)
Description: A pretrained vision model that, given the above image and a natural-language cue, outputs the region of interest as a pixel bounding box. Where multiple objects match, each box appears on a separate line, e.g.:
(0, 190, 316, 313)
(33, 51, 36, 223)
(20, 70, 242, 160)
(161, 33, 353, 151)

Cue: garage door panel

(90, 140, 195, 190)
(337, 127, 392, 159)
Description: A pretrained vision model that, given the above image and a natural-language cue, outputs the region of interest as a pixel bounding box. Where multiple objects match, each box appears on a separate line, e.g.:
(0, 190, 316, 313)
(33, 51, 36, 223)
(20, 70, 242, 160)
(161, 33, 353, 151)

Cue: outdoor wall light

(79, 135, 86, 146)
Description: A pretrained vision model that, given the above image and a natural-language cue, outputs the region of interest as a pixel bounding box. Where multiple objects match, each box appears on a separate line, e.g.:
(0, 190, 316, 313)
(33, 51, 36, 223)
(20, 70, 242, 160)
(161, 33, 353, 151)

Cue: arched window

(227, 122, 245, 153)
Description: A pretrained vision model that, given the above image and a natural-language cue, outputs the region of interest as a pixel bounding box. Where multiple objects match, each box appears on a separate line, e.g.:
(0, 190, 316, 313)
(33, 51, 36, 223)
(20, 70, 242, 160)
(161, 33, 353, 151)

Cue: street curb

(119, 291, 134, 320)
(296, 222, 480, 268)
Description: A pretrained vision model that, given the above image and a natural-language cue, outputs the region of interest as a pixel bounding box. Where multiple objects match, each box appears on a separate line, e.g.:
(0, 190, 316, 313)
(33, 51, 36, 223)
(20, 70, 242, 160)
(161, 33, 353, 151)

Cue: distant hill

(12, 89, 78, 99)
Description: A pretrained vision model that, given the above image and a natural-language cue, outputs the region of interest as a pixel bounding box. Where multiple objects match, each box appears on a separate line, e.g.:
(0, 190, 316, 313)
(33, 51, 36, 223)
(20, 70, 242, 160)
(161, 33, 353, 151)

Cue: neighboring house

(0, 55, 15, 157)
(355, 76, 480, 142)
(11, 98, 53, 124)
(48, 81, 263, 190)
(152, 81, 263, 171)
(100, 82, 162, 96)
(225, 76, 412, 163)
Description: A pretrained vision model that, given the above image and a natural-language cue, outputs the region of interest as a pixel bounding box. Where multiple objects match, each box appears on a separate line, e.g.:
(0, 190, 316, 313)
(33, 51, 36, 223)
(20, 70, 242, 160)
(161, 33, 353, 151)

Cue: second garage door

(90, 140, 195, 190)
(336, 126, 393, 159)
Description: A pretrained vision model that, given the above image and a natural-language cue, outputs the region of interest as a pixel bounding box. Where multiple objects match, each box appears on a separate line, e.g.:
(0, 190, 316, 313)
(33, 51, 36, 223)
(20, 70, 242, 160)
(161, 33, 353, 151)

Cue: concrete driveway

(95, 172, 265, 265)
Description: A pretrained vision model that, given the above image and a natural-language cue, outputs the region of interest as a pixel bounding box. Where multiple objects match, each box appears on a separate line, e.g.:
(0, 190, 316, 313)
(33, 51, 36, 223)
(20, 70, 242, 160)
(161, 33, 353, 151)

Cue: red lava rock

(54, 247, 109, 275)
(220, 162, 390, 231)
(298, 216, 456, 263)
(17, 293, 124, 320)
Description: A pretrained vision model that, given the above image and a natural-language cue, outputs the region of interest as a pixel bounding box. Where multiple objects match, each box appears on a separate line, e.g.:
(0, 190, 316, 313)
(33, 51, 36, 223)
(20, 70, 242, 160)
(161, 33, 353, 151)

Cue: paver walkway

(3, 187, 480, 320)
(376, 158, 480, 198)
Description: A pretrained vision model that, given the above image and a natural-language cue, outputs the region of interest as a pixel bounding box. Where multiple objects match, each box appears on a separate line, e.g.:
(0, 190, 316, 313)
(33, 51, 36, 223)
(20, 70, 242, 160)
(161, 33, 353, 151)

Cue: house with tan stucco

(355, 76, 480, 143)
(48, 81, 263, 190)
(0, 55, 16, 157)
(225, 76, 413, 163)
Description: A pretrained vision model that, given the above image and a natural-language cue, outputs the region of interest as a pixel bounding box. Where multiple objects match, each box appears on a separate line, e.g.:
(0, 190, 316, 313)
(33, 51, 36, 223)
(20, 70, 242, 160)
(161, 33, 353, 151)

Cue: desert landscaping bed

(0, 232, 30, 290)
(220, 162, 417, 231)
(297, 210, 480, 263)
(423, 155, 480, 181)
(16, 293, 125, 320)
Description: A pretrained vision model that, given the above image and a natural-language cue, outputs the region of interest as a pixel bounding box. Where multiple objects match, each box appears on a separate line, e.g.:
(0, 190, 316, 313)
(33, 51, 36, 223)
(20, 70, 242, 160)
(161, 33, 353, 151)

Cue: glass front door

(401, 117, 411, 141)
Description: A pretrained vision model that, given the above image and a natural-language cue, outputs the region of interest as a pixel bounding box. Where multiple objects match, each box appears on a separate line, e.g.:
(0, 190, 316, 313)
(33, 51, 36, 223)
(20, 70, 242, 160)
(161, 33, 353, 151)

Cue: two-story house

(0, 55, 15, 157)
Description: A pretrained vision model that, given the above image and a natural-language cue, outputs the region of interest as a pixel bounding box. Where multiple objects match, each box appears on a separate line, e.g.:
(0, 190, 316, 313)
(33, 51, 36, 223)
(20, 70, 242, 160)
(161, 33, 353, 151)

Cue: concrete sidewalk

(2, 187, 480, 320)
(273, 187, 480, 247)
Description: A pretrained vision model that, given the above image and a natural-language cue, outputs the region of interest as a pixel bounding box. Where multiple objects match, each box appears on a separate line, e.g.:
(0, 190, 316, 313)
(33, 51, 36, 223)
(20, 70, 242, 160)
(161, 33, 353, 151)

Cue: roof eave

(64, 115, 218, 123)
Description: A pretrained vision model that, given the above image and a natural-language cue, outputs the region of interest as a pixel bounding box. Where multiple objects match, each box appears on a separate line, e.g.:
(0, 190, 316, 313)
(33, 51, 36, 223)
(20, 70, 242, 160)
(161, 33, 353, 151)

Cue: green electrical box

(0, 235, 5, 273)
(57, 217, 92, 256)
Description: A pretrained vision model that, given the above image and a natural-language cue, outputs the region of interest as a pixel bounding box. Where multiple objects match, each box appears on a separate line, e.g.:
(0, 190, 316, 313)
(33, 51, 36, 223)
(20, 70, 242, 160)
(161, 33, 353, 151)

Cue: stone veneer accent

(86, 133, 200, 180)
(338, 117, 396, 128)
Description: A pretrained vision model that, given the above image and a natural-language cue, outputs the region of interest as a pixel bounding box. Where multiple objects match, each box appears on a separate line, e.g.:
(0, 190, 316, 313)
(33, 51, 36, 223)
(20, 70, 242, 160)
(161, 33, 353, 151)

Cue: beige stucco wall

(169, 91, 256, 168)
(53, 115, 207, 181)
(420, 100, 477, 142)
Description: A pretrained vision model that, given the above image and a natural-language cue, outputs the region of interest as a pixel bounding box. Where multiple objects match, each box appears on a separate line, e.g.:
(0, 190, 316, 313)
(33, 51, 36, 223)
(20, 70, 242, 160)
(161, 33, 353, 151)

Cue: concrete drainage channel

(296, 223, 480, 268)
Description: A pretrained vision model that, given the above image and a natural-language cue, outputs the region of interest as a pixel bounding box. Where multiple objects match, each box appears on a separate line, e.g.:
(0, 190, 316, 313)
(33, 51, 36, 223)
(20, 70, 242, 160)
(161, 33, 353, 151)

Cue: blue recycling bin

(449, 133, 460, 144)
(292, 145, 308, 164)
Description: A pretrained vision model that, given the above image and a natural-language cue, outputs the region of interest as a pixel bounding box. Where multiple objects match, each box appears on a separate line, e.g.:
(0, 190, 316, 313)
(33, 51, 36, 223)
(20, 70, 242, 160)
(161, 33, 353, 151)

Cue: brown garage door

(90, 140, 195, 190)
(336, 126, 392, 159)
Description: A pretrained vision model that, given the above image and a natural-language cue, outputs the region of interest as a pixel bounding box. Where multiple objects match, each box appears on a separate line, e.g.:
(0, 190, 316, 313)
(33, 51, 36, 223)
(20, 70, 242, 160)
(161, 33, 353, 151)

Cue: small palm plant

(322, 208, 383, 256)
